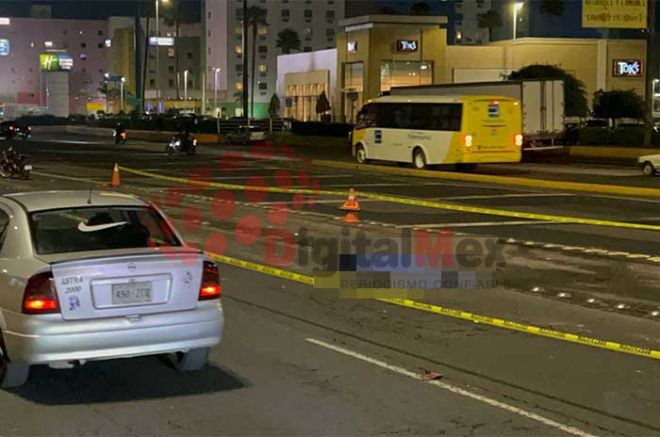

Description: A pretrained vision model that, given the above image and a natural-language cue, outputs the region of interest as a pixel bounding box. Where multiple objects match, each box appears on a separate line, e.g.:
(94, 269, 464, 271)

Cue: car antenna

(86, 180, 94, 204)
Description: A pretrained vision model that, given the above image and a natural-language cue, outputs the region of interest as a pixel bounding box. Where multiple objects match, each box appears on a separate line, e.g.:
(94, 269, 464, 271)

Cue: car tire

(355, 145, 368, 164)
(170, 347, 209, 372)
(642, 162, 656, 176)
(0, 341, 29, 388)
(412, 148, 427, 170)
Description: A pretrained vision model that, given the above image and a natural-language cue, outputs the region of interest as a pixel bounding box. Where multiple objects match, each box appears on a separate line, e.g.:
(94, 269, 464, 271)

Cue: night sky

(0, 0, 201, 19)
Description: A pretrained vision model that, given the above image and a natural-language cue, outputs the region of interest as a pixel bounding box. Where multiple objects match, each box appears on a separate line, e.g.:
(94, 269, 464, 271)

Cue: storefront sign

(39, 53, 73, 71)
(149, 36, 175, 46)
(396, 40, 418, 52)
(582, 0, 647, 29)
(347, 41, 358, 52)
(0, 39, 9, 56)
(613, 59, 643, 77)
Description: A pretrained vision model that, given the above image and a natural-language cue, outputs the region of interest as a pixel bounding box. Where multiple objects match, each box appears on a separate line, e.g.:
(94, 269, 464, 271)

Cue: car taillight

(514, 134, 523, 147)
(121, 132, 126, 138)
(199, 260, 221, 300)
(193, 139, 198, 146)
(23, 271, 60, 314)
(464, 134, 473, 148)
(27, 126, 31, 132)
(8, 125, 13, 131)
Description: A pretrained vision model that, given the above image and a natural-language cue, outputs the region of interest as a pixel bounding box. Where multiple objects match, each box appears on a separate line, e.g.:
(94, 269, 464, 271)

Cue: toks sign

(612, 59, 643, 77)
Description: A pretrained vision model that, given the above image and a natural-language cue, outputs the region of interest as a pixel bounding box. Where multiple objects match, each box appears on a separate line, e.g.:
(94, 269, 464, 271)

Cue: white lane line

(440, 193, 575, 200)
(306, 338, 597, 437)
(396, 220, 558, 229)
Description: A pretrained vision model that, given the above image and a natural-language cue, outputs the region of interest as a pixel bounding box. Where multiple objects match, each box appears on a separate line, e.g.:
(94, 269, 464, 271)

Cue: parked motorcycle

(165, 135, 197, 156)
(0, 148, 31, 179)
(113, 128, 127, 144)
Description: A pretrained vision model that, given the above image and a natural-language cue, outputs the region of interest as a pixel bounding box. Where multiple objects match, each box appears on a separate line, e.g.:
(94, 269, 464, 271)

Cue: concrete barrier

(54, 125, 222, 144)
(570, 146, 658, 162)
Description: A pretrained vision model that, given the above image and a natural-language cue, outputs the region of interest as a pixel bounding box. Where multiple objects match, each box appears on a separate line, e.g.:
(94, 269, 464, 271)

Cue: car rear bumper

(2, 301, 223, 365)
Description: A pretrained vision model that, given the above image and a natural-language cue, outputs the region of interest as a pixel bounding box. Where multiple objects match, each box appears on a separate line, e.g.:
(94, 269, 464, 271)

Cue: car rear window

(29, 206, 182, 254)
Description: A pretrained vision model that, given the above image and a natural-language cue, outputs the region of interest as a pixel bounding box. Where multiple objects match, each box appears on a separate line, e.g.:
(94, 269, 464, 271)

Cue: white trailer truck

(390, 79, 565, 151)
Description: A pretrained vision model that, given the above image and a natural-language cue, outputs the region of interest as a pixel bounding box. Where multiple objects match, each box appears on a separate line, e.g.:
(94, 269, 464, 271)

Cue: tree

(268, 93, 280, 132)
(540, 0, 565, 16)
(509, 65, 588, 117)
(316, 91, 331, 120)
(276, 28, 301, 54)
(246, 5, 268, 119)
(409, 1, 431, 16)
(477, 9, 503, 35)
(592, 90, 645, 124)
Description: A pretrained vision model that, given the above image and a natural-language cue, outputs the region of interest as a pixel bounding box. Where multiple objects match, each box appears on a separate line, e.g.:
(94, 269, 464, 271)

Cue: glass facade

(380, 61, 433, 93)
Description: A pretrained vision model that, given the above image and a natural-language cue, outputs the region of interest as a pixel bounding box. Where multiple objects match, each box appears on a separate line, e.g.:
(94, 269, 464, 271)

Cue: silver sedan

(0, 190, 224, 388)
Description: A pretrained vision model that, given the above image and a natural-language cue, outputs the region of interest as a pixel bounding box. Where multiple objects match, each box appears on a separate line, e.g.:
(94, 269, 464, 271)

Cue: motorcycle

(113, 129, 127, 144)
(0, 148, 31, 179)
(165, 135, 197, 156)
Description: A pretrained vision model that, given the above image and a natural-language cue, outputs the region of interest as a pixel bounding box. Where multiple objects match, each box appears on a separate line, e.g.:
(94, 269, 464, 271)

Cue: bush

(610, 127, 644, 147)
(291, 121, 353, 137)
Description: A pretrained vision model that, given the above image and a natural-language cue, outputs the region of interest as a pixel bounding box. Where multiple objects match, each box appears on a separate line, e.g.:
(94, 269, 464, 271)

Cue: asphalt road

(0, 130, 658, 436)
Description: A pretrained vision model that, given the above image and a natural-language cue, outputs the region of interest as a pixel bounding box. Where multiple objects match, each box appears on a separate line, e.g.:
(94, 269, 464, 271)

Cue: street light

(512, 2, 524, 71)
(214, 67, 221, 116)
(155, 0, 169, 110)
(184, 69, 189, 102)
(120, 76, 126, 112)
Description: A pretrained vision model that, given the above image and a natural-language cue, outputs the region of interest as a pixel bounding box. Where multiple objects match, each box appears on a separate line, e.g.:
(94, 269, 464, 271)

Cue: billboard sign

(0, 39, 9, 56)
(582, 0, 647, 29)
(396, 40, 418, 52)
(612, 59, 643, 77)
(40, 53, 73, 71)
(149, 36, 175, 46)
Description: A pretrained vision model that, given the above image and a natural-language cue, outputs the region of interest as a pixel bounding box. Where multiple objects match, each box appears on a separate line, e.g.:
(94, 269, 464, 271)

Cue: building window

(187, 51, 193, 60)
(81, 42, 87, 49)
(379, 61, 433, 93)
(149, 79, 155, 87)
(98, 69, 103, 74)
(304, 46, 312, 52)
(236, 64, 243, 72)
(282, 10, 290, 19)
(258, 82, 267, 90)
(97, 30, 103, 36)
(326, 29, 335, 39)
(208, 11, 211, 19)
(82, 68, 87, 73)
(169, 79, 175, 87)
(258, 64, 267, 73)
(304, 28, 312, 40)
(167, 47, 175, 58)
(326, 10, 335, 23)
(187, 80, 193, 88)
(304, 10, 312, 21)
(258, 46, 267, 54)
(235, 25, 242, 35)
(44, 41, 53, 48)
(258, 26, 267, 39)
(234, 44, 242, 54)
(236, 8, 243, 19)
(80, 53, 87, 60)
(208, 47, 211, 55)
(235, 82, 243, 91)
(97, 42, 104, 48)
(29, 41, 34, 48)
(168, 65, 174, 73)
(208, 30, 211, 37)
(63, 42, 69, 49)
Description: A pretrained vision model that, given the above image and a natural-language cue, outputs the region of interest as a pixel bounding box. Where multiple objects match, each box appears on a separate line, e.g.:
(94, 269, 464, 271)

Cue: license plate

(23, 165, 32, 171)
(111, 281, 153, 305)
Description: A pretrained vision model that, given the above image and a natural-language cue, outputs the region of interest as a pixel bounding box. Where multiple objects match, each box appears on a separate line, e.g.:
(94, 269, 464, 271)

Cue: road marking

(306, 338, 597, 437)
(119, 166, 660, 232)
(205, 252, 660, 361)
(440, 193, 575, 200)
(312, 159, 660, 198)
(396, 220, 558, 229)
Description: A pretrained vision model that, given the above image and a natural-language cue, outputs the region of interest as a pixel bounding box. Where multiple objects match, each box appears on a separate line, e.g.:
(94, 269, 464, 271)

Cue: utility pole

(242, 0, 249, 121)
(644, 0, 656, 146)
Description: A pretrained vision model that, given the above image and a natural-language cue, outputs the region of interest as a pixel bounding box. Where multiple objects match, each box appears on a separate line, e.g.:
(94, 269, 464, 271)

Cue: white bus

(351, 95, 523, 169)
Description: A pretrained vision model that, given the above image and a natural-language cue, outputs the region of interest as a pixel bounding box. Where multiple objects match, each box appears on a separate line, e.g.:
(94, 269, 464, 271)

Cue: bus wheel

(356, 145, 369, 164)
(413, 149, 427, 169)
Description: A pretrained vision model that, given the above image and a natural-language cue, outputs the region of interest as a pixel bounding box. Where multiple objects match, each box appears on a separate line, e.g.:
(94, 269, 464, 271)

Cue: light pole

(214, 67, 221, 116)
(184, 69, 189, 102)
(512, 2, 523, 72)
(155, 0, 169, 111)
(120, 76, 126, 112)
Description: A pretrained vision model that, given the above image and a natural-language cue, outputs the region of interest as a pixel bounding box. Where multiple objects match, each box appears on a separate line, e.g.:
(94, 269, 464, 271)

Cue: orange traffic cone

(340, 188, 360, 223)
(110, 163, 121, 188)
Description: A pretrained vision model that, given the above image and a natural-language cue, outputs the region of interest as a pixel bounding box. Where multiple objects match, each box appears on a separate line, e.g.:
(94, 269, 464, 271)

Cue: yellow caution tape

(206, 251, 660, 361)
(121, 166, 660, 232)
(312, 159, 660, 199)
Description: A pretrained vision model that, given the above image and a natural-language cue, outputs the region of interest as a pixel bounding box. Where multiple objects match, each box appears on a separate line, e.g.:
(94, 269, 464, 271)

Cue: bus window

(356, 103, 377, 129)
(378, 103, 412, 129)
(409, 103, 462, 131)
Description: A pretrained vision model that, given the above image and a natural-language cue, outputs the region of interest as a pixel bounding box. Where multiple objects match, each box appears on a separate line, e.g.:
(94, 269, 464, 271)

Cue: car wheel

(170, 347, 210, 372)
(413, 148, 427, 170)
(355, 145, 368, 164)
(0, 340, 29, 388)
(642, 162, 656, 176)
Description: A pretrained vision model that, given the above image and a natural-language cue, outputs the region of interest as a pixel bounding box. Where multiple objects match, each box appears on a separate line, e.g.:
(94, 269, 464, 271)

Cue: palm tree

(276, 29, 301, 54)
(409, 1, 431, 16)
(477, 9, 503, 37)
(541, 0, 565, 16)
(246, 5, 267, 119)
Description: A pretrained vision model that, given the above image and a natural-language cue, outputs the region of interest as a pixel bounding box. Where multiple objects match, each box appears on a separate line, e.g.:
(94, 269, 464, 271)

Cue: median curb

(312, 159, 660, 198)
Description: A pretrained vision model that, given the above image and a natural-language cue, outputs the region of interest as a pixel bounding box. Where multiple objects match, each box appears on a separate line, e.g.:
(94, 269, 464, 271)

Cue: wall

(277, 48, 338, 112)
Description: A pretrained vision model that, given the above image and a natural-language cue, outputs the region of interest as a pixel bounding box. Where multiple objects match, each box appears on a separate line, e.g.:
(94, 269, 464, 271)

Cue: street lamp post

(120, 76, 126, 112)
(214, 67, 221, 115)
(512, 2, 524, 72)
(184, 69, 189, 102)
